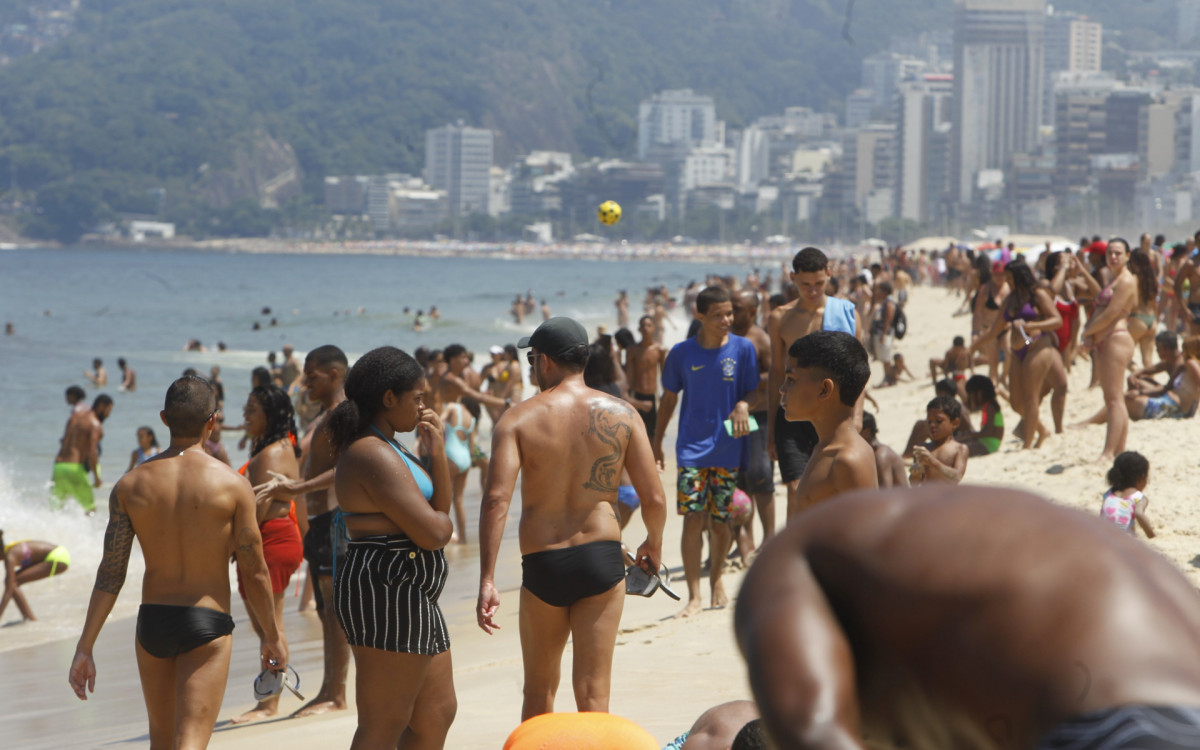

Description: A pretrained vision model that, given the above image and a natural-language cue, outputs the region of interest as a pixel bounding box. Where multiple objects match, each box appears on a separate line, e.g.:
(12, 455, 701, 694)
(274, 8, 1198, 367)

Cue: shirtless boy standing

(910, 395, 968, 485)
(477, 317, 666, 720)
(780, 331, 877, 512)
(69, 375, 286, 750)
(768, 248, 863, 518)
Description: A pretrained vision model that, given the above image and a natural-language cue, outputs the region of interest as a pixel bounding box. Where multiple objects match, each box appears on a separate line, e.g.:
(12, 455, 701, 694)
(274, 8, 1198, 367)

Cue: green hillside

(0, 0, 964, 239)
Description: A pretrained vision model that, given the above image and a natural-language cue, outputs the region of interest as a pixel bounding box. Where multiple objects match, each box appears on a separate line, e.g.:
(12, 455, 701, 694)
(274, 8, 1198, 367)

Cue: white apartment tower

(637, 89, 718, 161)
(425, 122, 494, 216)
(896, 75, 954, 222)
(952, 0, 1046, 205)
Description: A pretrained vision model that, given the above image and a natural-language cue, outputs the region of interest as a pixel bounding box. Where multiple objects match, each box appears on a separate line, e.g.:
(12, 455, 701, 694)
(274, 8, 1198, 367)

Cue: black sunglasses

(526, 352, 542, 366)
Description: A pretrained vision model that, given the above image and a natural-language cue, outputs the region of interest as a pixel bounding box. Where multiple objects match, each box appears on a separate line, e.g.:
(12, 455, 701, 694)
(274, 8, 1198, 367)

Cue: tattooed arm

(232, 479, 287, 672)
(70, 488, 135, 700)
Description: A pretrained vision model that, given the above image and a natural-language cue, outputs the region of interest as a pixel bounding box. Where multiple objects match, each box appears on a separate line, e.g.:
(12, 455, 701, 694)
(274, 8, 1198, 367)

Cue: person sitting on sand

(1100, 451, 1155, 539)
(1127, 331, 1183, 393)
(1, 530, 70, 623)
(736, 485, 1200, 750)
(909, 395, 967, 485)
(782, 331, 877, 514)
(902, 379, 969, 458)
(929, 335, 972, 398)
(877, 352, 915, 388)
(860, 412, 906, 488)
(1080, 335, 1200, 424)
(961, 374, 1006, 457)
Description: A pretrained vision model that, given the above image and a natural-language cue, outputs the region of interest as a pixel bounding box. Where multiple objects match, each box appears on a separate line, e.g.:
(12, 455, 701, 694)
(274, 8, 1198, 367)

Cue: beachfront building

(425, 121, 494, 217)
(637, 89, 719, 162)
(951, 0, 1046, 207)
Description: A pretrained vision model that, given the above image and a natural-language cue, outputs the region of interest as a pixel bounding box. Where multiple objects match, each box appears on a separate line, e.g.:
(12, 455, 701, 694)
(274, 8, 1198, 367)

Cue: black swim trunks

(738, 410, 774, 494)
(1037, 705, 1200, 748)
(632, 391, 657, 439)
(304, 509, 348, 610)
(522, 540, 625, 608)
(136, 604, 235, 659)
(773, 407, 818, 484)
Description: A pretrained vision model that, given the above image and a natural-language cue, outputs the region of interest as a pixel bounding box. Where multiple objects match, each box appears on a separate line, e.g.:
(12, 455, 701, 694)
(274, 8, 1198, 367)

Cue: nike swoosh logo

(691, 365, 705, 371)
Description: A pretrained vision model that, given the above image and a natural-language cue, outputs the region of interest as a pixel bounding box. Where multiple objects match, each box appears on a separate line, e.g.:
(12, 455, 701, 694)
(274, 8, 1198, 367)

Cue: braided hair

(249, 385, 299, 458)
(328, 347, 424, 456)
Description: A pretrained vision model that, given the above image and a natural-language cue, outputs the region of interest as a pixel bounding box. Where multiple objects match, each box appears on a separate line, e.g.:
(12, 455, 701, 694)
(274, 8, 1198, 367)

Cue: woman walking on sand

(970, 258, 1064, 449)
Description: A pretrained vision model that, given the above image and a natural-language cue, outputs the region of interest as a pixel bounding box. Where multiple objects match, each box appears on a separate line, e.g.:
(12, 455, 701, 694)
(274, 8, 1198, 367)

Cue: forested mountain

(0, 0, 1180, 240)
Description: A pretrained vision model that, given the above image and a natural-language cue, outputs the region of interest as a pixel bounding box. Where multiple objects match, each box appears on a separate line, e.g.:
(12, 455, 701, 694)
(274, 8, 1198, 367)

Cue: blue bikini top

(364, 424, 433, 502)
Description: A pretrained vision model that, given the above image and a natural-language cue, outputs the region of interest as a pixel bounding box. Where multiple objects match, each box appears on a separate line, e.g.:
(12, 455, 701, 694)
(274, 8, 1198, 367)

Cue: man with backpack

(869, 280, 902, 363)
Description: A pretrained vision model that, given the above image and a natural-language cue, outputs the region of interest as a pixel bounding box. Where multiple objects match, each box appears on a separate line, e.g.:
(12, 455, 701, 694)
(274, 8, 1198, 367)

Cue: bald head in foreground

(735, 486, 1200, 750)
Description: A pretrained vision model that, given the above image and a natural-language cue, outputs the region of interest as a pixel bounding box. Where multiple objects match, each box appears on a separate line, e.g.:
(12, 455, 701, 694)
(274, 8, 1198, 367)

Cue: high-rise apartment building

(1043, 11, 1101, 126)
(952, 0, 1046, 205)
(425, 122, 494, 216)
(1180, 0, 1200, 46)
(636, 89, 718, 162)
(895, 74, 954, 222)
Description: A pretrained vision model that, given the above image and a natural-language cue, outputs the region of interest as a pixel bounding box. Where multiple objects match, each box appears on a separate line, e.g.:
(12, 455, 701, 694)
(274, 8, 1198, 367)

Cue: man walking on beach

(69, 375, 287, 750)
(477, 317, 666, 720)
(767, 247, 863, 519)
(653, 287, 759, 618)
(52, 394, 112, 513)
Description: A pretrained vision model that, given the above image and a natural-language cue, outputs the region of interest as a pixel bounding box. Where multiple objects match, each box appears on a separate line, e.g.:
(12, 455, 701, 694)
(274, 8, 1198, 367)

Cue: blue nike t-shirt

(661, 334, 759, 469)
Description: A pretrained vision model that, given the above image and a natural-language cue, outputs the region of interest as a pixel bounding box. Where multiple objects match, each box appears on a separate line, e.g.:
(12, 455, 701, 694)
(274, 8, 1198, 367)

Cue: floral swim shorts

(676, 466, 738, 522)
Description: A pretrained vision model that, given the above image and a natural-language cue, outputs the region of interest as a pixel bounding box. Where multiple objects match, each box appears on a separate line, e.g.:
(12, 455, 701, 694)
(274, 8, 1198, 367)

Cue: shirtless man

(436, 344, 510, 414)
(767, 247, 864, 519)
(69, 376, 286, 750)
(860, 412, 906, 488)
(85, 358, 107, 387)
(477, 317, 666, 720)
(118, 358, 136, 392)
(253, 345, 350, 718)
(731, 290, 775, 542)
(780, 331, 877, 512)
(626, 316, 665, 440)
(737, 484, 1200, 749)
(615, 290, 629, 329)
(52, 394, 112, 513)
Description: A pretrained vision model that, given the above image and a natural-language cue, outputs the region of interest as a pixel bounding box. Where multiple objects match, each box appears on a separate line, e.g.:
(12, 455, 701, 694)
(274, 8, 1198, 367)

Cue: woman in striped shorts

(328, 346, 457, 749)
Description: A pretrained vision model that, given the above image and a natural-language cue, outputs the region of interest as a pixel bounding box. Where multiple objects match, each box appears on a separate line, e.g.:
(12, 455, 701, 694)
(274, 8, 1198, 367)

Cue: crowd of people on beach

(7, 228, 1200, 748)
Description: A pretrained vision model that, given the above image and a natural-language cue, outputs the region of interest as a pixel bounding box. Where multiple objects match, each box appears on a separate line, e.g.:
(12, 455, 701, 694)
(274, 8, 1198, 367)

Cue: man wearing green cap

(477, 316, 667, 721)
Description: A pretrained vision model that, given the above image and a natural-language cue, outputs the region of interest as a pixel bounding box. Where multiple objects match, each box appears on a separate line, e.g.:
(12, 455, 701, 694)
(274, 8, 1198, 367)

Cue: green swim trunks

(676, 466, 738, 522)
(51, 462, 94, 511)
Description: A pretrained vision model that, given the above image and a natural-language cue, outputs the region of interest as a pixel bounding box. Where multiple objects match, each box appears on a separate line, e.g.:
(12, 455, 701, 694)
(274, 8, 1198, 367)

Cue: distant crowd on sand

(15, 228, 1200, 749)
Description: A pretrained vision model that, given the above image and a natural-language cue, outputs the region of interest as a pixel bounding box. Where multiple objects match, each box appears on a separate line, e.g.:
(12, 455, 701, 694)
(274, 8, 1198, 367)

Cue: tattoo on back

(95, 493, 134, 595)
(583, 399, 631, 493)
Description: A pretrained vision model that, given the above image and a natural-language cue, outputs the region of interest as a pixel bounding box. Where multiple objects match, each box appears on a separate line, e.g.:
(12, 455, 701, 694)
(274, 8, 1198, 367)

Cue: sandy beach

(4, 280, 1199, 748)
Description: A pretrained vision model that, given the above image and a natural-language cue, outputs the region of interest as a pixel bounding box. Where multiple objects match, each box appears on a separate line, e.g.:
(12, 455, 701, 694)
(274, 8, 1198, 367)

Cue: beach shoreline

(7, 280, 1200, 748)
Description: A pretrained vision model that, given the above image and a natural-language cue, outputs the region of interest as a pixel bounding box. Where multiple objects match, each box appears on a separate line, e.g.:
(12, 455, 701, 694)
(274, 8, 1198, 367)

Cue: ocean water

(0, 245, 748, 646)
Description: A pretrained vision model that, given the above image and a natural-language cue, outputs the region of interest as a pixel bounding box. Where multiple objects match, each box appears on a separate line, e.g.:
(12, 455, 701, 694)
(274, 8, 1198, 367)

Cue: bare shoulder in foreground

(736, 485, 1200, 750)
